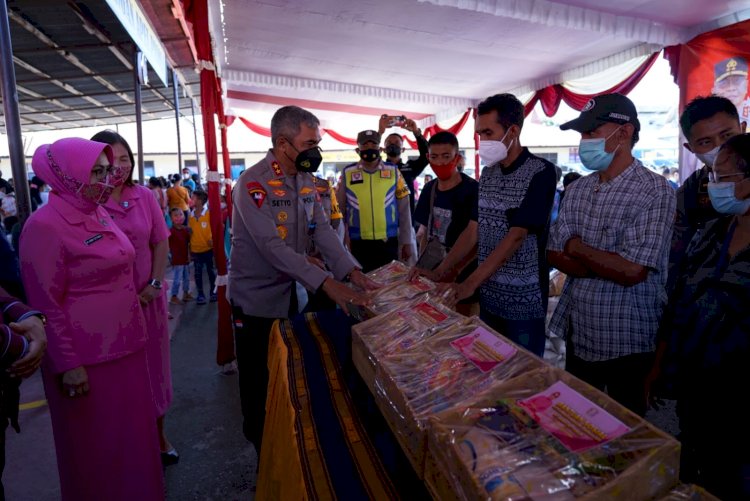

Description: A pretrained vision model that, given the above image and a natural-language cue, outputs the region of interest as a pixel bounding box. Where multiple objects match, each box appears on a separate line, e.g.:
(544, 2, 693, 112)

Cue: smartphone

(382, 114, 407, 127)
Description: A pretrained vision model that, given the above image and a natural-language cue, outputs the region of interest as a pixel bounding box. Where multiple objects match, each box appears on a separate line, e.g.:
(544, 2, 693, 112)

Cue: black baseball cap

(357, 130, 381, 145)
(560, 93, 640, 133)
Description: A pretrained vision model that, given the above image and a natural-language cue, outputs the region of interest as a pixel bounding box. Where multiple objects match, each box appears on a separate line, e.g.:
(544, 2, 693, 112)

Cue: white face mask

(478, 129, 514, 166)
(695, 146, 720, 168)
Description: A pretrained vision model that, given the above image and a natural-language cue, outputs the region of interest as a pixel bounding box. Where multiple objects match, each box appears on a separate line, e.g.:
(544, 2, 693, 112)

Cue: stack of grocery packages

(351, 262, 681, 500)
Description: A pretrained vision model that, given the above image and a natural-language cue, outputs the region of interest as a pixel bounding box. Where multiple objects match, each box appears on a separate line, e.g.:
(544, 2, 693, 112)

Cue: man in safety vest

(337, 130, 414, 272)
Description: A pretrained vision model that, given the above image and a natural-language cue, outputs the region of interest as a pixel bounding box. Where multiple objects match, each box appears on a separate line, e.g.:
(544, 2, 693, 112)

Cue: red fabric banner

(229, 109, 472, 150)
(321, 128, 357, 146)
(523, 52, 659, 116)
(664, 20, 750, 116)
(664, 19, 750, 179)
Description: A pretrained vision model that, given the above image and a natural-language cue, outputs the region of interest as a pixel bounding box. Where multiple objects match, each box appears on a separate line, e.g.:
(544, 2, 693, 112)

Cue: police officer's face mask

(358, 148, 381, 162)
(284, 138, 323, 173)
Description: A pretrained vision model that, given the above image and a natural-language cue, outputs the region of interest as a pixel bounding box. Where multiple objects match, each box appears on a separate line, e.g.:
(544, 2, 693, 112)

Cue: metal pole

(190, 98, 202, 185)
(133, 50, 144, 183)
(0, 0, 31, 223)
(172, 70, 183, 178)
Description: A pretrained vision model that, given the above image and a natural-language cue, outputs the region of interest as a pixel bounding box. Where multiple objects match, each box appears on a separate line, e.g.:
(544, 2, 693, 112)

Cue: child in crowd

(187, 190, 217, 305)
(168, 208, 192, 304)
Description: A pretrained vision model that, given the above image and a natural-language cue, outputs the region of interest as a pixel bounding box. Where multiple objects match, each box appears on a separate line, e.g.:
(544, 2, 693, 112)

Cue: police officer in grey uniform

(229, 105, 377, 453)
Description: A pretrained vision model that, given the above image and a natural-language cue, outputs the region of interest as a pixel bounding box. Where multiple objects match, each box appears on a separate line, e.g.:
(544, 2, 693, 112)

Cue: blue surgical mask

(707, 181, 750, 215)
(578, 127, 621, 171)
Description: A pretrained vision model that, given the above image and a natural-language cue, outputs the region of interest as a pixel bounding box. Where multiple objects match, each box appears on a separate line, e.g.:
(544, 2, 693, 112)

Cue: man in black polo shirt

(378, 115, 429, 215)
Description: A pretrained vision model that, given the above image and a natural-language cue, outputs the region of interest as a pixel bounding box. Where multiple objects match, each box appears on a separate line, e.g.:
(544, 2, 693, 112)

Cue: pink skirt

(43, 349, 164, 501)
(143, 291, 173, 417)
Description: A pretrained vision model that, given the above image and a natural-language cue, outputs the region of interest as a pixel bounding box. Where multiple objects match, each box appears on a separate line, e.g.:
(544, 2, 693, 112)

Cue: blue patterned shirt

(478, 148, 558, 320)
(548, 159, 676, 362)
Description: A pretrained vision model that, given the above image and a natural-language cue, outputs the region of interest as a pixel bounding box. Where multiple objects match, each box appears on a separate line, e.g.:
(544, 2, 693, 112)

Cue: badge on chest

(351, 170, 363, 184)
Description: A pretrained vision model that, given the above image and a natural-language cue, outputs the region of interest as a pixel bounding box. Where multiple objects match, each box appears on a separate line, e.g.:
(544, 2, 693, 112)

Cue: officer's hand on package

(349, 269, 381, 291)
(321, 277, 370, 314)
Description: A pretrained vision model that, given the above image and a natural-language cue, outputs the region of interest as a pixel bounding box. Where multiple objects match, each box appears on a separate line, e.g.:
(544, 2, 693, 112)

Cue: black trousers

(231, 292, 297, 456)
(350, 237, 399, 273)
(565, 351, 654, 417)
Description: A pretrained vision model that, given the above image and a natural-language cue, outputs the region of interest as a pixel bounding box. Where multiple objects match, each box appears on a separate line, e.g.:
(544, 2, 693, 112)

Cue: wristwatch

(148, 279, 163, 290)
(32, 312, 47, 325)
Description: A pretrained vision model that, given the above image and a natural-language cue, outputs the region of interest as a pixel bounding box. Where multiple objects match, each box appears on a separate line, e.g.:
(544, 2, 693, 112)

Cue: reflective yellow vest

(343, 161, 409, 240)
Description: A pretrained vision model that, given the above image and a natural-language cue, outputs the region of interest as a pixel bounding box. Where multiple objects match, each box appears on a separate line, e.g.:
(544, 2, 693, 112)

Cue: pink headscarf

(31, 138, 114, 212)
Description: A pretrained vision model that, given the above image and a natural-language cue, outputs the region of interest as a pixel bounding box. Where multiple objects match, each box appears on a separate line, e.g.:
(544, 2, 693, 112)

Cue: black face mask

(285, 140, 323, 173)
(358, 148, 381, 162)
(384, 144, 401, 158)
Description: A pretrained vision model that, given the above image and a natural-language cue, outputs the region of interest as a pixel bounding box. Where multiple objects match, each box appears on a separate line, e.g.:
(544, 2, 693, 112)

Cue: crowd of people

(0, 90, 748, 500)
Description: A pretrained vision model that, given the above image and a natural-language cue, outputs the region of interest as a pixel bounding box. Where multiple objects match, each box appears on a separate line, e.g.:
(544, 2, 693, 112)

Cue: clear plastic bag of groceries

(351, 298, 462, 396)
(348, 275, 446, 321)
(426, 366, 680, 501)
(371, 317, 545, 473)
(365, 260, 411, 286)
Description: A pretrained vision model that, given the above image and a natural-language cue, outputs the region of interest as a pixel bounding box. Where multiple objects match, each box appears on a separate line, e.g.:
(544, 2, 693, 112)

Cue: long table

(256, 310, 429, 500)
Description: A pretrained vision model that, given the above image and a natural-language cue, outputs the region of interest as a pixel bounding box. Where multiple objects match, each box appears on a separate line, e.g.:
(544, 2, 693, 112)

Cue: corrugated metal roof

(1, 0, 200, 132)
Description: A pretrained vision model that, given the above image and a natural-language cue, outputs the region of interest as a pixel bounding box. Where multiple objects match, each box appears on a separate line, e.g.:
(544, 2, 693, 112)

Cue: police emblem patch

(246, 181, 267, 208)
(277, 211, 288, 223)
(276, 225, 288, 240)
(271, 161, 283, 177)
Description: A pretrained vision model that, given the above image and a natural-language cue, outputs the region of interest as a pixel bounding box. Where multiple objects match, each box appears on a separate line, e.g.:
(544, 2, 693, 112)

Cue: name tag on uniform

(84, 234, 103, 246)
(351, 170, 363, 184)
(380, 169, 392, 179)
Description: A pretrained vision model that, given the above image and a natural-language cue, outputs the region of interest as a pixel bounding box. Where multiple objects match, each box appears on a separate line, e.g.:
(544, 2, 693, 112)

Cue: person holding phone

(378, 114, 430, 216)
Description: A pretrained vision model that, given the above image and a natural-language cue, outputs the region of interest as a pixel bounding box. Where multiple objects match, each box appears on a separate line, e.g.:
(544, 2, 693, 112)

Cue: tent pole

(133, 50, 144, 183)
(0, 0, 31, 223)
(191, 98, 202, 185)
(172, 70, 183, 177)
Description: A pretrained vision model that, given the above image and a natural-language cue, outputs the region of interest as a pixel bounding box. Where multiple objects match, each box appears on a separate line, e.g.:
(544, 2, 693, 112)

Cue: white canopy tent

(208, 0, 750, 128)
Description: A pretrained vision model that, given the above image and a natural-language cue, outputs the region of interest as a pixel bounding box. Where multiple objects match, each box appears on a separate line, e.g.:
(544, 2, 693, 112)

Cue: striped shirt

(548, 159, 676, 362)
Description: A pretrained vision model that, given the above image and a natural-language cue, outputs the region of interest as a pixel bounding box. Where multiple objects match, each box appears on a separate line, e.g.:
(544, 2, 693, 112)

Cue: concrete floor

(3, 296, 257, 500)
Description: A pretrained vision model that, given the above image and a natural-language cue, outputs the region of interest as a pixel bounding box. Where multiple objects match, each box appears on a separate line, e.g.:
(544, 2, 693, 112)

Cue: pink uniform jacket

(20, 193, 147, 375)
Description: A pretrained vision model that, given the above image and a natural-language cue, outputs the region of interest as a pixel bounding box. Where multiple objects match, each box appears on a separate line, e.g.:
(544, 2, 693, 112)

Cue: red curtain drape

(185, 0, 235, 365)
(523, 52, 660, 116)
(229, 109, 472, 149)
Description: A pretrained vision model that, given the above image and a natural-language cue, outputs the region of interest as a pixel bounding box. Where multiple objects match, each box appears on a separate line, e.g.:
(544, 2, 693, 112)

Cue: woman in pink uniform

(92, 130, 177, 464)
(19, 138, 163, 500)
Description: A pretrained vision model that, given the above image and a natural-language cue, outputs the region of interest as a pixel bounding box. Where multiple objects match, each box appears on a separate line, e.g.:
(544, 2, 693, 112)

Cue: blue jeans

(170, 264, 190, 297)
(479, 310, 546, 357)
(192, 250, 216, 296)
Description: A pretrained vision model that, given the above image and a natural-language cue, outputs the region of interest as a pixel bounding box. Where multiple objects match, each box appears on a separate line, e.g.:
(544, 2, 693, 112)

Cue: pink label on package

(450, 327, 517, 373)
(518, 381, 631, 453)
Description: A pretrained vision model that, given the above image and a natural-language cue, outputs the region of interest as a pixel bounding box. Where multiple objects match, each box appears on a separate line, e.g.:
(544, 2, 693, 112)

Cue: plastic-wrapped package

(373, 317, 545, 475)
(426, 366, 680, 501)
(657, 484, 721, 500)
(352, 299, 462, 412)
(549, 270, 567, 297)
(348, 275, 442, 321)
(365, 260, 411, 286)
